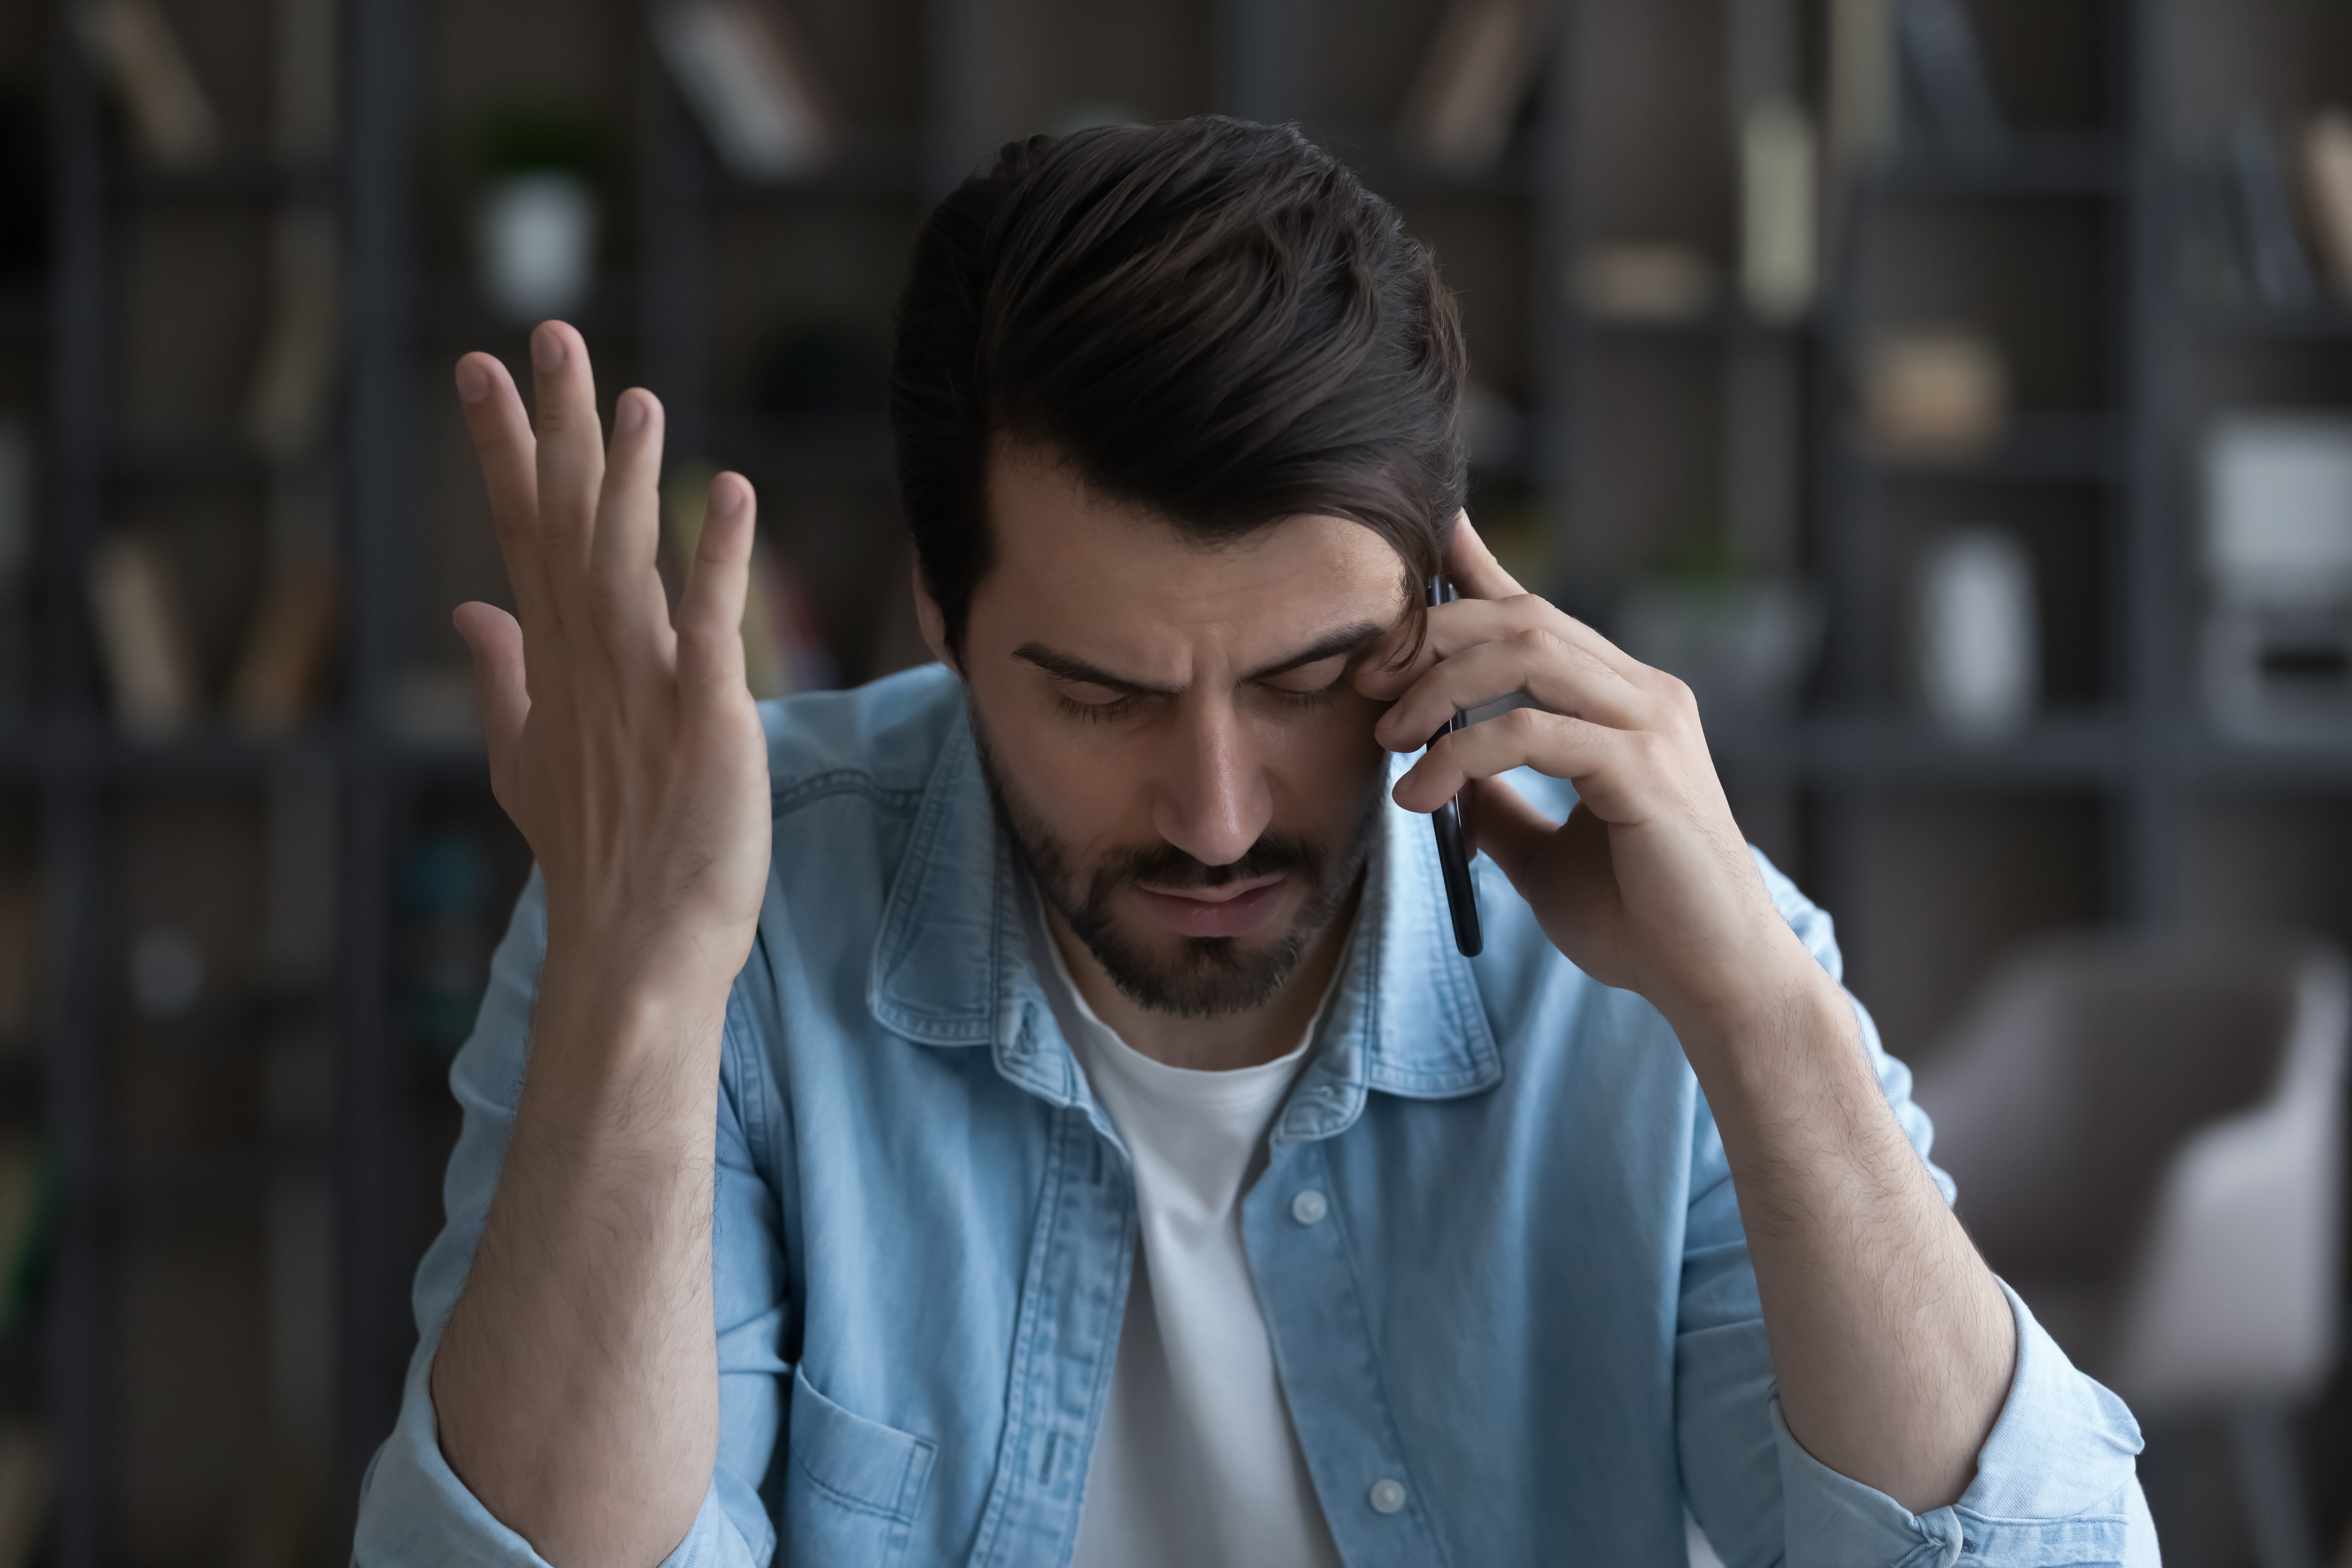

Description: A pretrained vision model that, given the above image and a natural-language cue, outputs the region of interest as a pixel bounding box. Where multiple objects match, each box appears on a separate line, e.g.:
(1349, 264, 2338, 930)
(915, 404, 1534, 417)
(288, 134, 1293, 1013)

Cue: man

(355, 118, 2152, 1566)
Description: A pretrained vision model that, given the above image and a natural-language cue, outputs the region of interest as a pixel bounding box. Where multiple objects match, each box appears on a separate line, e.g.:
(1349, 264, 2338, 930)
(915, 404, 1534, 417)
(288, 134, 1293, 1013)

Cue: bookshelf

(0, 0, 2343, 1561)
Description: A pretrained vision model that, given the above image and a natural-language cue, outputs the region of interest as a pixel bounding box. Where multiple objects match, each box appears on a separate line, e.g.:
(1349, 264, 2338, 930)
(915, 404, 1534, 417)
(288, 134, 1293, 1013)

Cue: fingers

(589, 386, 675, 648)
(1373, 623, 1655, 749)
(454, 353, 558, 638)
(1446, 512, 1524, 601)
(1460, 773, 1555, 881)
(453, 600, 530, 776)
(676, 472, 757, 696)
(1393, 705, 1635, 816)
(528, 321, 605, 585)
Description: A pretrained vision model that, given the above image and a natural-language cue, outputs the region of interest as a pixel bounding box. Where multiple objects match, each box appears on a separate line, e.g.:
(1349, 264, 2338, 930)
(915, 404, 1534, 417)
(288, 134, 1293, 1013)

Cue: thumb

(1462, 773, 1553, 883)
(452, 601, 530, 758)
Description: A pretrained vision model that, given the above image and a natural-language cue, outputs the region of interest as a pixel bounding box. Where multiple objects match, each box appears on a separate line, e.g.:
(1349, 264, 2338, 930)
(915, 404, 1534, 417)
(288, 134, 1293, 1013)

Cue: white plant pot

(477, 171, 598, 322)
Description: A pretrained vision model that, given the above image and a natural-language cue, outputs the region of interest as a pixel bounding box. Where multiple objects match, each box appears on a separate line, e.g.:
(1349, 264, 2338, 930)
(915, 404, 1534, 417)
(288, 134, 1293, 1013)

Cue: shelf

(1860, 133, 2126, 200)
(2190, 304, 2352, 342)
(1860, 412, 2121, 485)
(709, 131, 925, 203)
(0, 718, 341, 782)
(422, 271, 646, 349)
(2189, 731, 2352, 790)
(1576, 304, 1816, 344)
(1708, 709, 2133, 787)
(111, 160, 336, 206)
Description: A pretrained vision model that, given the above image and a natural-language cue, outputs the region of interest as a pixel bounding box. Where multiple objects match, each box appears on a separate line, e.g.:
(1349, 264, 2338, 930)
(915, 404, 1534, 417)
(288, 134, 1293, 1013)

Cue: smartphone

(1424, 576, 1483, 957)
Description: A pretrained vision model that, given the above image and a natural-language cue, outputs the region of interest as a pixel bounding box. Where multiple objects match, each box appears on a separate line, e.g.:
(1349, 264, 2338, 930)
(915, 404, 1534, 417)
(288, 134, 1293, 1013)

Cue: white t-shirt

(1031, 906, 1348, 1568)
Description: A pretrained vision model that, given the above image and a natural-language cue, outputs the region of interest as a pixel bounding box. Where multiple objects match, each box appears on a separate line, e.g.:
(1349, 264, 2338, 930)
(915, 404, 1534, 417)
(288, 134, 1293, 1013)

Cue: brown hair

(889, 116, 1469, 656)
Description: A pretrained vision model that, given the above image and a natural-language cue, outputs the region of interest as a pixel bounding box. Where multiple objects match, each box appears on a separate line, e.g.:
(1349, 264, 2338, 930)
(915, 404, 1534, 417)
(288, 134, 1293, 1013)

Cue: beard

(971, 716, 1383, 1019)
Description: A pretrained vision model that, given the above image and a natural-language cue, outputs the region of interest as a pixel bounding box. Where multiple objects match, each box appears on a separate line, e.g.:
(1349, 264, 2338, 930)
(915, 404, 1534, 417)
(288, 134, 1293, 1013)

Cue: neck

(1042, 885, 1360, 1071)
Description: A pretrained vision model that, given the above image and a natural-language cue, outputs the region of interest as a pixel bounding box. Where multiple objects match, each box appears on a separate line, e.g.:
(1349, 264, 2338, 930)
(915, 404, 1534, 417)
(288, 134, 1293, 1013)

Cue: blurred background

(0, 0, 2344, 1563)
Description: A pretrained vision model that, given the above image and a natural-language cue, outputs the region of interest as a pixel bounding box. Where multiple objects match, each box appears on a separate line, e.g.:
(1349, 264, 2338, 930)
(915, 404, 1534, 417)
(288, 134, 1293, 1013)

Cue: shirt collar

(867, 699, 1504, 1136)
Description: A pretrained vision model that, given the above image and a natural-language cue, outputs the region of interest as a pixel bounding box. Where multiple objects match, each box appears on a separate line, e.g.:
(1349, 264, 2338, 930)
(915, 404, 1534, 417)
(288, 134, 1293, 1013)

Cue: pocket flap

(787, 1364, 937, 1525)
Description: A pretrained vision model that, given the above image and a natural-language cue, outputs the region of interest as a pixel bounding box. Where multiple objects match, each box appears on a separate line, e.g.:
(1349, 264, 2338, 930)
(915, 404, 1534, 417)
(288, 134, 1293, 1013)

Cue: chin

(1079, 918, 1318, 1020)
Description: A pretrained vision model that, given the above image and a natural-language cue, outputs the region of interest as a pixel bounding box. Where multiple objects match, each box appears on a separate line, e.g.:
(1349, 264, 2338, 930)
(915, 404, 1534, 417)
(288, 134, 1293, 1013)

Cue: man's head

(889, 117, 1468, 1017)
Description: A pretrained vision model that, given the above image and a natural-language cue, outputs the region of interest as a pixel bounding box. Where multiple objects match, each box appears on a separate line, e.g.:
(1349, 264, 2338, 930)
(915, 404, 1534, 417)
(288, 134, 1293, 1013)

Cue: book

(2301, 108, 2352, 302)
(1572, 243, 1718, 322)
(1898, 0, 2007, 161)
(72, 0, 223, 170)
(1739, 98, 1818, 324)
(227, 558, 339, 736)
(652, 0, 837, 181)
(247, 207, 341, 463)
(88, 532, 200, 736)
(2229, 108, 2319, 310)
(1827, 0, 1899, 167)
(1398, 0, 1551, 175)
(1861, 327, 2010, 462)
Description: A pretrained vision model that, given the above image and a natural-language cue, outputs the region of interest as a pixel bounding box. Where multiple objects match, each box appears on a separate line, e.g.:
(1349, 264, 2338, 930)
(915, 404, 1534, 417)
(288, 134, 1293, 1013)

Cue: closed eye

(1259, 654, 1352, 696)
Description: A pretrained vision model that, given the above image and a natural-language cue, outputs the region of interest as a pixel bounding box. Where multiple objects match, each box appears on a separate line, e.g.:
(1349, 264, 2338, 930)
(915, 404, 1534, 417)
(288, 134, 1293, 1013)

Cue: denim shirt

(354, 664, 2153, 1567)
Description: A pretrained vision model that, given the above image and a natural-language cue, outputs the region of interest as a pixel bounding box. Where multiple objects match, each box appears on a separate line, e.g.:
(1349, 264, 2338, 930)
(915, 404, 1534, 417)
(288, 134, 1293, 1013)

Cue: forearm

(430, 945, 730, 1568)
(1675, 952, 2015, 1514)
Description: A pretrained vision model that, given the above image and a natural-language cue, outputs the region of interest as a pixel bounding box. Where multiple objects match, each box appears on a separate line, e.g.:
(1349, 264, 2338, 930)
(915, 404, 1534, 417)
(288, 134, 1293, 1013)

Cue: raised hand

(430, 328, 772, 1563)
(450, 321, 773, 1003)
(1356, 515, 1814, 1040)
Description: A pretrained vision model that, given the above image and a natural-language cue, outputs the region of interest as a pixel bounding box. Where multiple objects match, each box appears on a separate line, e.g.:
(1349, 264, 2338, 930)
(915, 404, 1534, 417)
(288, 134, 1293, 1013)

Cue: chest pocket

(785, 1364, 938, 1567)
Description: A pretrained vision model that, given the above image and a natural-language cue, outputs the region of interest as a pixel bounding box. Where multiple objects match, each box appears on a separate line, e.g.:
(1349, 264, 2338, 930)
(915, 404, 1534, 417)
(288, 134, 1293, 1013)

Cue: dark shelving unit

(0, 0, 2342, 1559)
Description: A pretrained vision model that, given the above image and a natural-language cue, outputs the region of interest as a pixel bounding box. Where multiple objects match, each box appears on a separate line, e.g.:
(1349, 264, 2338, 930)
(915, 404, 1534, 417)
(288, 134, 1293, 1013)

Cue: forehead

(979, 439, 1410, 660)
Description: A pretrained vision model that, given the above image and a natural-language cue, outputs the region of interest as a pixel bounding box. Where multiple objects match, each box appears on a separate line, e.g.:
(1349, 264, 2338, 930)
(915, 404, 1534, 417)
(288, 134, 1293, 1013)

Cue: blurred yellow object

(1861, 326, 2010, 462)
(1571, 243, 1717, 323)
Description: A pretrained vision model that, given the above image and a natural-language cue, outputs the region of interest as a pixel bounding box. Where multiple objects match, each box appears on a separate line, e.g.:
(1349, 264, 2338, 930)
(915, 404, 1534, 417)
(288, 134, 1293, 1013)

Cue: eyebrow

(1013, 621, 1388, 696)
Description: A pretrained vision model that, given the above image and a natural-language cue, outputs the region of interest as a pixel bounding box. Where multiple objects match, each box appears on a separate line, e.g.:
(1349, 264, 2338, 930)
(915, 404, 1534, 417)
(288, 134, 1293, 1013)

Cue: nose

(1151, 695, 1271, 867)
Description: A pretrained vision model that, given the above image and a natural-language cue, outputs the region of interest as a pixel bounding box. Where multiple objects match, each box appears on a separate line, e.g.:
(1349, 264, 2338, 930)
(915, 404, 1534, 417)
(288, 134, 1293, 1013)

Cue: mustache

(1088, 834, 1325, 896)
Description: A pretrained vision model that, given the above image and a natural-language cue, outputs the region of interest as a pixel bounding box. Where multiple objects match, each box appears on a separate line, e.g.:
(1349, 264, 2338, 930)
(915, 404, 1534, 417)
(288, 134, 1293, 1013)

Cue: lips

(1130, 875, 1290, 939)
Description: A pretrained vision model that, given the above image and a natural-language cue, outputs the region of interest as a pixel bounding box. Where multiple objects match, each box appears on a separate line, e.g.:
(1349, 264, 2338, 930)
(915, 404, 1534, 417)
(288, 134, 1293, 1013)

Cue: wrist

(1664, 936, 1859, 1098)
(526, 938, 736, 1118)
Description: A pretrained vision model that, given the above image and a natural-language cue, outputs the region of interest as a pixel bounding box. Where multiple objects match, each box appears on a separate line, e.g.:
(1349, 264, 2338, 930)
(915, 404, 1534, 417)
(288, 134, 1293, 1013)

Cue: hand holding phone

(1424, 575, 1483, 957)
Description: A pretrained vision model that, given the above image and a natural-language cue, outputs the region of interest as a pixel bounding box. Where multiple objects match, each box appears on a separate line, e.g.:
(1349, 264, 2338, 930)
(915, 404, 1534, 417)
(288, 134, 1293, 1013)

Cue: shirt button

(1368, 1478, 1407, 1514)
(1290, 1189, 1328, 1225)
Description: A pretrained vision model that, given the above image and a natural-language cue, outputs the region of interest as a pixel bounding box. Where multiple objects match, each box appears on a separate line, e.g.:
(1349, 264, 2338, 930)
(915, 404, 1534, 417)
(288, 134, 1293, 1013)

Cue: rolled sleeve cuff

(1774, 1279, 2148, 1567)
(352, 1339, 763, 1568)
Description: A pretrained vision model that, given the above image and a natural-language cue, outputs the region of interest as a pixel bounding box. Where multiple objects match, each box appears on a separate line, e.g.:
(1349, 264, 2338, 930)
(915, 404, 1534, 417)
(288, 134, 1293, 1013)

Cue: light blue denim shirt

(354, 664, 2153, 1567)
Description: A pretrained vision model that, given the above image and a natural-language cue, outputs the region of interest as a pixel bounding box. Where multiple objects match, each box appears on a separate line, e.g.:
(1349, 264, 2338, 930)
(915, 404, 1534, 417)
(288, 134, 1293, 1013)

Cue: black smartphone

(1424, 576, 1483, 957)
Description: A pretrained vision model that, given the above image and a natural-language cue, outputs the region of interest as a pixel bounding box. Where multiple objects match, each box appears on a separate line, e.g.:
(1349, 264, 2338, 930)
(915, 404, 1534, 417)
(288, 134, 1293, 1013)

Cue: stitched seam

(1316, 1140, 1455, 1568)
(968, 1106, 1074, 1567)
(771, 769, 925, 818)
(872, 744, 967, 995)
(787, 1439, 917, 1524)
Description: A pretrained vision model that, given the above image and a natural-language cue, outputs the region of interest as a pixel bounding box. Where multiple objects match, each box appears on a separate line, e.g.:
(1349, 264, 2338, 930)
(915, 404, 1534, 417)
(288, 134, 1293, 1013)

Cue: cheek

(1261, 696, 1391, 823)
(976, 689, 1162, 849)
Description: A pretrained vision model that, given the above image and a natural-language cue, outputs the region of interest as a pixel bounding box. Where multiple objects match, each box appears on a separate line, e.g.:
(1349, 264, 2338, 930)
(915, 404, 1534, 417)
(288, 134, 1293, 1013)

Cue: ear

(911, 560, 961, 675)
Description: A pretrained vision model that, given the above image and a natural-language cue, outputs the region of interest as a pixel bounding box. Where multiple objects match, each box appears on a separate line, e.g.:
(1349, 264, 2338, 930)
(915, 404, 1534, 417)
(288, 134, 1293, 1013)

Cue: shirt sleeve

(351, 869, 791, 1567)
(1674, 852, 2155, 1568)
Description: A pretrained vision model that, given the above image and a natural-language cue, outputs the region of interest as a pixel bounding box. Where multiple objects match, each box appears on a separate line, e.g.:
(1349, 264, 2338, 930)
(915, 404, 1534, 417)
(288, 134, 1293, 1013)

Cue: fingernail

(615, 392, 644, 434)
(455, 359, 489, 403)
(532, 325, 565, 372)
(710, 475, 744, 517)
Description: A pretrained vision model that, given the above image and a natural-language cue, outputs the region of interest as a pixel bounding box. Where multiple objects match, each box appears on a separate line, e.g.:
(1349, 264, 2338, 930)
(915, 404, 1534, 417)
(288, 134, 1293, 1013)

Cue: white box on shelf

(2204, 412, 2352, 607)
